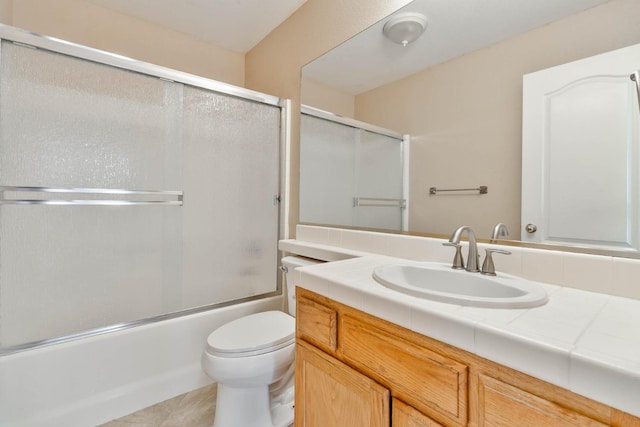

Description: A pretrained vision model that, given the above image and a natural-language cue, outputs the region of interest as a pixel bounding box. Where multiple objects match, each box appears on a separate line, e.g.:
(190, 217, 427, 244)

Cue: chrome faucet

(444, 226, 480, 272)
(491, 223, 510, 241)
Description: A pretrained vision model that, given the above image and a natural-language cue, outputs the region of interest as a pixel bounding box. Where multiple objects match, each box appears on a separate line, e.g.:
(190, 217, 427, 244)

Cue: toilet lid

(206, 310, 295, 358)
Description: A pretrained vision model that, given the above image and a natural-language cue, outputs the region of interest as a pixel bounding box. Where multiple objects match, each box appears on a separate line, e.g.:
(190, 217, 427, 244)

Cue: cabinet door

(477, 374, 607, 427)
(295, 340, 390, 427)
(392, 398, 444, 427)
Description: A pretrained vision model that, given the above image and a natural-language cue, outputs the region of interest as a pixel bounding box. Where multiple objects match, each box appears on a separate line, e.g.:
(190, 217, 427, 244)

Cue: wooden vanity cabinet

(296, 289, 465, 427)
(295, 288, 640, 427)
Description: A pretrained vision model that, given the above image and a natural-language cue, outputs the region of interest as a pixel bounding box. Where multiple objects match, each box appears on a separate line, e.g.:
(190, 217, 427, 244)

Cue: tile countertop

(280, 239, 640, 418)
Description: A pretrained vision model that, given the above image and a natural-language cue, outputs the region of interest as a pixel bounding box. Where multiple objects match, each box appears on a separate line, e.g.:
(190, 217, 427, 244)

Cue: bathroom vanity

(295, 288, 639, 426)
(282, 227, 640, 427)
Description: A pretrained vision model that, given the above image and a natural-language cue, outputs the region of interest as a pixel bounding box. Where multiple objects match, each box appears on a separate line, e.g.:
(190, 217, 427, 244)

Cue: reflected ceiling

(303, 0, 611, 95)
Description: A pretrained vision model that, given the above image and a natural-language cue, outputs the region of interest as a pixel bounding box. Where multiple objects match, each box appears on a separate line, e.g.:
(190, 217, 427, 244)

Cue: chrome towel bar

(429, 186, 488, 195)
(0, 185, 183, 206)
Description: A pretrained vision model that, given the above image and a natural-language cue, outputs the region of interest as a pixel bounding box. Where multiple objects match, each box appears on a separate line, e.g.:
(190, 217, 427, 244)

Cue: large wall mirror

(300, 0, 640, 257)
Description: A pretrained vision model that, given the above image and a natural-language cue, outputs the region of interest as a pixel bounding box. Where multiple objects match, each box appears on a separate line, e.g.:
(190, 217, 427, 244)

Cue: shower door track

(0, 24, 281, 108)
(301, 104, 404, 139)
(0, 291, 281, 356)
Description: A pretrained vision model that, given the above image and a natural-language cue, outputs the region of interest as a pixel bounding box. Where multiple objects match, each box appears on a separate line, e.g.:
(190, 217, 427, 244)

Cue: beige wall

(2, 0, 244, 86)
(301, 76, 355, 118)
(0, 0, 11, 23)
(245, 0, 413, 237)
(355, 0, 640, 239)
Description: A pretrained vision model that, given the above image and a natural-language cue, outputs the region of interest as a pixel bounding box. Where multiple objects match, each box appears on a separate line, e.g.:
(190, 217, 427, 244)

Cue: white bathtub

(0, 296, 282, 427)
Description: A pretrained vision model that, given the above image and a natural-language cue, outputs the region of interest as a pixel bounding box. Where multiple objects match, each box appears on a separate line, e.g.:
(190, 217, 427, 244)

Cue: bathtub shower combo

(0, 25, 289, 426)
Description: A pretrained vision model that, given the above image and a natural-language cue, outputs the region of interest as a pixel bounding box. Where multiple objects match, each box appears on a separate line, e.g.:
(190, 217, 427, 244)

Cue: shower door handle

(0, 186, 184, 206)
(632, 71, 640, 114)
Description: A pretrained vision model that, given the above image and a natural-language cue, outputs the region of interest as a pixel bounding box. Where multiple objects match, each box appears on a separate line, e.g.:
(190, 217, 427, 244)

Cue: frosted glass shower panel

(300, 113, 405, 230)
(300, 114, 356, 226)
(0, 41, 182, 188)
(181, 86, 281, 307)
(0, 41, 183, 347)
(354, 129, 404, 230)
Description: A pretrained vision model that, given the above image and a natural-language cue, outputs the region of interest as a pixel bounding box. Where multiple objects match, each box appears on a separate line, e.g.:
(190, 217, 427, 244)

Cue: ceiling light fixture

(383, 12, 428, 47)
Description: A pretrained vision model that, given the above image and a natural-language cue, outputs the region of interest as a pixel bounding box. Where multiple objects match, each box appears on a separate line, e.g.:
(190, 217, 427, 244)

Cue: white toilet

(201, 256, 321, 427)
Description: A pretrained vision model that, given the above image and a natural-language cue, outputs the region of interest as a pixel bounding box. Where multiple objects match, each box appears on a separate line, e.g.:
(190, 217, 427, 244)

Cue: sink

(372, 263, 548, 308)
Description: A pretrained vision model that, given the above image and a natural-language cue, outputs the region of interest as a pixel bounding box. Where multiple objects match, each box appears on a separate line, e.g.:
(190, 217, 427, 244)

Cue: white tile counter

(281, 239, 640, 418)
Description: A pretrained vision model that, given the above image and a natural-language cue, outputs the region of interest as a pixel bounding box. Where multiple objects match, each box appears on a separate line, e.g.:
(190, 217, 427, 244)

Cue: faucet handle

(481, 248, 511, 276)
(443, 242, 465, 270)
(491, 222, 510, 241)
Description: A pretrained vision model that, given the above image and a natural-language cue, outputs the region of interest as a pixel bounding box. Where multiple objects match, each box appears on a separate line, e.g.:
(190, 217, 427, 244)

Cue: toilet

(201, 256, 322, 427)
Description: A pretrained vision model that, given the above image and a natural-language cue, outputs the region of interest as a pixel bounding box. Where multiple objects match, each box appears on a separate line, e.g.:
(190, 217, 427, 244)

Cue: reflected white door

(521, 43, 640, 251)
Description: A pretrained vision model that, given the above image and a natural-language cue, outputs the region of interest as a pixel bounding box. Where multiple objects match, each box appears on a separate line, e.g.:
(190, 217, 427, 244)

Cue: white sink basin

(372, 263, 548, 308)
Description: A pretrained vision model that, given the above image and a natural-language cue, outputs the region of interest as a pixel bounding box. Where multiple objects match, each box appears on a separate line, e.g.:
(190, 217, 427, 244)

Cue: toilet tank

(281, 256, 323, 316)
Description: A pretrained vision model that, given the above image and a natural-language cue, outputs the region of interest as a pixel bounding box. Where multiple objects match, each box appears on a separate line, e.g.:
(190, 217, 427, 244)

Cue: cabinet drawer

(341, 314, 468, 426)
(477, 374, 607, 427)
(296, 296, 337, 353)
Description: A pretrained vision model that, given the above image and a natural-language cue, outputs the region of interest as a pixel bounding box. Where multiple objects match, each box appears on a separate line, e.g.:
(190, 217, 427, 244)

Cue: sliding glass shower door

(0, 30, 283, 352)
(300, 108, 406, 230)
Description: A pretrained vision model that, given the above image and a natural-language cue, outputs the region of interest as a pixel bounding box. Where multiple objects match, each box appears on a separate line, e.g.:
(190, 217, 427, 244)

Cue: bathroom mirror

(300, 0, 640, 257)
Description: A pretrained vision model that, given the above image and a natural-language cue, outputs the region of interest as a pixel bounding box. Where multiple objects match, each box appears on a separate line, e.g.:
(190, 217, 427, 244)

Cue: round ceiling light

(382, 12, 428, 47)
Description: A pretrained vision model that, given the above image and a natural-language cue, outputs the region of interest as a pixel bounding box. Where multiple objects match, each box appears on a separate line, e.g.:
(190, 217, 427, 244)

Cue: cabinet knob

(525, 224, 537, 233)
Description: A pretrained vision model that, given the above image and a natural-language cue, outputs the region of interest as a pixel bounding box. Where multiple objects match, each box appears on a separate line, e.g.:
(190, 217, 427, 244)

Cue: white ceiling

(303, 0, 613, 95)
(86, 0, 307, 53)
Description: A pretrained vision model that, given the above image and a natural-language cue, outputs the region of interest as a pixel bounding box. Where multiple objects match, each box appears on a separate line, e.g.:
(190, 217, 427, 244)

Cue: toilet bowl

(201, 256, 322, 427)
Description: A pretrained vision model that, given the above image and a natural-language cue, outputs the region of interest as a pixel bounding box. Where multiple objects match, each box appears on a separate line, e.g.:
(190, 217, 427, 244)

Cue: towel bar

(429, 186, 488, 195)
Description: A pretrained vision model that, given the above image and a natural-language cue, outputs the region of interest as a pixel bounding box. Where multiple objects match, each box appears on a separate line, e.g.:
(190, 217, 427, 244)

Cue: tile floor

(99, 383, 217, 427)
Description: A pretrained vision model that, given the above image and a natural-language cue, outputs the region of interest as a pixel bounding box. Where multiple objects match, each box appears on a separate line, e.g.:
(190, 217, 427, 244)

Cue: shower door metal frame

(0, 24, 288, 356)
(2, 25, 280, 106)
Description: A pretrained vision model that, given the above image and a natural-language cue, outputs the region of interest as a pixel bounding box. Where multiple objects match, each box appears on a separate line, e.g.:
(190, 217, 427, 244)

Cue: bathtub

(0, 296, 282, 427)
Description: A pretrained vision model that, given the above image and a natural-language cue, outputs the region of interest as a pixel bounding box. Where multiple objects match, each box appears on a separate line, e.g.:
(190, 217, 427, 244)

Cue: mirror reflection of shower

(300, 106, 409, 231)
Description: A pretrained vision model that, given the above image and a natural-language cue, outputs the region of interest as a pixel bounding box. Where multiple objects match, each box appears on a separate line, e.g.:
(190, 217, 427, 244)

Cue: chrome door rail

(0, 289, 280, 356)
(354, 196, 406, 208)
(302, 105, 404, 140)
(0, 185, 183, 206)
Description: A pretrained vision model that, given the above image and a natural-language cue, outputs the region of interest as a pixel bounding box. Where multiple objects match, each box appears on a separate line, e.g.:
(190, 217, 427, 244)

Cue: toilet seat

(206, 310, 295, 358)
